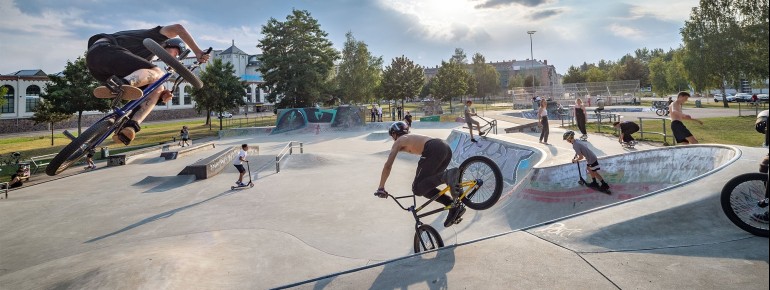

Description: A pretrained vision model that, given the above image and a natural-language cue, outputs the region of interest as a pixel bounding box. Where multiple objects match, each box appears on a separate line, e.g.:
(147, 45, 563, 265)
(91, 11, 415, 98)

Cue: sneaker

(750, 211, 769, 224)
(441, 168, 462, 198)
(588, 181, 600, 188)
(600, 182, 610, 191)
(444, 204, 466, 227)
(471, 138, 478, 143)
(479, 132, 485, 136)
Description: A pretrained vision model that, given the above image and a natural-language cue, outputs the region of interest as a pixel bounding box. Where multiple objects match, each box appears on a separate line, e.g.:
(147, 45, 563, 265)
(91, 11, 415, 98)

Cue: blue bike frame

(90, 72, 173, 148)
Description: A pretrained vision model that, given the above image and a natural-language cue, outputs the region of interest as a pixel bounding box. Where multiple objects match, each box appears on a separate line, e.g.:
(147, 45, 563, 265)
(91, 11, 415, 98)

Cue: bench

(30, 153, 57, 174)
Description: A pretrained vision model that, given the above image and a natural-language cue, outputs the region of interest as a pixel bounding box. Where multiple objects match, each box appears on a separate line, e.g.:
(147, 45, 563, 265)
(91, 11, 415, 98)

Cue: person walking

(179, 126, 190, 147)
(574, 98, 588, 140)
(537, 99, 550, 145)
(403, 111, 413, 127)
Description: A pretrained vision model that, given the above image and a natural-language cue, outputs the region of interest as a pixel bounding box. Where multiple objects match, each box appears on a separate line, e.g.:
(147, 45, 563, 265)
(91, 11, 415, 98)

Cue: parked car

(758, 94, 769, 102)
(218, 112, 233, 118)
(713, 93, 736, 102)
(733, 93, 753, 102)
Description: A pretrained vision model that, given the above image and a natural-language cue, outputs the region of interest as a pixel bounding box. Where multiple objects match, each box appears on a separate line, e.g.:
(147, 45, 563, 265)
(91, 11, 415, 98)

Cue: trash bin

(101, 147, 109, 159)
(695, 100, 702, 108)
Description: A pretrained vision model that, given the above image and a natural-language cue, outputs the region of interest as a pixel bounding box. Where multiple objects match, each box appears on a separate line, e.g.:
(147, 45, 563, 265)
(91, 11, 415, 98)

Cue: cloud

(608, 23, 644, 40)
(474, 0, 550, 9)
(627, 1, 699, 22)
(529, 8, 564, 20)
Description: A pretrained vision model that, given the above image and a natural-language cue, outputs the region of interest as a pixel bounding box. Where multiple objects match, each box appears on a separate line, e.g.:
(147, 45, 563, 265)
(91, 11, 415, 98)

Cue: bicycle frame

(388, 179, 481, 227)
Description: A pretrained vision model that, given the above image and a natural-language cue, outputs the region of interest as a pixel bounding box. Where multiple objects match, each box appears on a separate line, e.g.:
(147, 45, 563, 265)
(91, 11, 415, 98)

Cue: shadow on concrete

(367, 247, 456, 290)
(84, 189, 238, 243)
(576, 195, 769, 261)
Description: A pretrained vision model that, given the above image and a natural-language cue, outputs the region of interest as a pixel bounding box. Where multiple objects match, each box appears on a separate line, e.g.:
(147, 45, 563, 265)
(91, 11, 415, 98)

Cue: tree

(471, 53, 501, 101)
(666, 50, 691, 93)
(431, 60, 470, 112)
(562, 66, 586, 84)
(43, 56, 107, 135)
(381, 55, 424, 108)
(190, 58, 246, 130)
(451, 48, 467, 64)
(585, 66, 608, 83)
(682, 0, 747, 107)
(257, 9, 339, 109)
(337, 31, 383, 104)
(31, 100, 71, 146)
(648, 56, 669, 95)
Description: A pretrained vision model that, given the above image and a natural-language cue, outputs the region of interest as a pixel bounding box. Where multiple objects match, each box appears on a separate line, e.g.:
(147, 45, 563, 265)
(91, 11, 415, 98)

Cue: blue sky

(0, 0, 698, 75)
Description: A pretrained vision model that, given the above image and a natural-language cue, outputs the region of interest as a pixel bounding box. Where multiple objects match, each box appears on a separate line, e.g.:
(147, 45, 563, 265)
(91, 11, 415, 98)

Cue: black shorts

(87, 153, 94, 158)
(671, 120, 693, 143)
(412, 139, 452, 197)
(587, 161, 601, 172)
(86, 42, 157, 83)
(234, 164, 246, 173)
(181, 137, 189, 141)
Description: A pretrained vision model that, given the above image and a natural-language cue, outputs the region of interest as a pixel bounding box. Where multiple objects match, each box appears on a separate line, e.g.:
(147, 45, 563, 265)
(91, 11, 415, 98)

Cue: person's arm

(683, 114, 704, 125)
(572, 153, 584, 163)
(378, 140, 402, 190)
(159, 24, 209, 63)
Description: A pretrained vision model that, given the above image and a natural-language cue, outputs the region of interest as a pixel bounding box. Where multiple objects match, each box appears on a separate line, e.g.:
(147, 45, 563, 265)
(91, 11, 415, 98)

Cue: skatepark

(0, 113, 768, 289)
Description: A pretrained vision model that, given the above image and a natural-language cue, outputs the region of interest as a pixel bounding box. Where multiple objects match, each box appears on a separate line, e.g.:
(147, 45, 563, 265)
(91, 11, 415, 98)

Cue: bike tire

(413, 224, 444, 253)
(655, 109, 665, 116)
(458, 155, 503, 210)
(720, 172, 769, 237)
(143, 38, 203, 89)
(46, 118, 115, 176)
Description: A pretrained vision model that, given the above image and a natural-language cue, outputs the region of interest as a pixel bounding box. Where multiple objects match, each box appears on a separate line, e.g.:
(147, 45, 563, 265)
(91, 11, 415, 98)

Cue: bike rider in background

(85, 24, 209, 145)
(375, 121, 466, 227)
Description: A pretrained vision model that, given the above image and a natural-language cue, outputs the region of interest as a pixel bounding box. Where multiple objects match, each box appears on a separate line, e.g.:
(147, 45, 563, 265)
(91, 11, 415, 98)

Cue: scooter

(231, 161, 254, 190)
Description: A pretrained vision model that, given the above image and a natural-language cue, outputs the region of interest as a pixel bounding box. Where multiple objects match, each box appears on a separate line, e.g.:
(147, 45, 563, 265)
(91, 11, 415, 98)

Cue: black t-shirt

(619, 121, 640, 134)
(88, 26, 169, 61)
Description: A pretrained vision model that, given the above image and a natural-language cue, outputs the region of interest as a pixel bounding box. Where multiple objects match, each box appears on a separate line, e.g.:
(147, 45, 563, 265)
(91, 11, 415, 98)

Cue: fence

(275, 141, 304, 173)
(637, 117, 673, 145)
(737, 101, 769, 117)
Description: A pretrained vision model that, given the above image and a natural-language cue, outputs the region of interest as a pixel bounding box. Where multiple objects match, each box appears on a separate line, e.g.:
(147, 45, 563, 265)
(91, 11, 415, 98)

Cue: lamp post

(527, 30, 536, 100)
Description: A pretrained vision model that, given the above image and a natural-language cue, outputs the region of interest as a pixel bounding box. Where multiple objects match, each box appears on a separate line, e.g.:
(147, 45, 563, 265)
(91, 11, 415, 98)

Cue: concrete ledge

(160, 142, 217, 160)
(178, 146, 259, 180)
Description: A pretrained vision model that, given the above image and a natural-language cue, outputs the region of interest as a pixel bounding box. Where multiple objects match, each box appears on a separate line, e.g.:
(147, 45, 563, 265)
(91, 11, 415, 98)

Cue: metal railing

(637, 117, 673, 145)
(275, 141, 304, 173)
(738, 101, 768, 117)
(1, 182, 7, 199)
(29, 153, 58, 174)
(595, 112, 621, 134)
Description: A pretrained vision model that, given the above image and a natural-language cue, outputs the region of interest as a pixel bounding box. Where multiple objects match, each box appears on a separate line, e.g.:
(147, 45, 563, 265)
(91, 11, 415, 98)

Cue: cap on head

(388, 121, 410, 137)
(563, 130, 575, 140)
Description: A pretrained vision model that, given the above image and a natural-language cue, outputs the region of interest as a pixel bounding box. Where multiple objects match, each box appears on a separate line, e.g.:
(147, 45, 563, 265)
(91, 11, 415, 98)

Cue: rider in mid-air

(85, 24, 209, 145)
(375, 122, 465, 227)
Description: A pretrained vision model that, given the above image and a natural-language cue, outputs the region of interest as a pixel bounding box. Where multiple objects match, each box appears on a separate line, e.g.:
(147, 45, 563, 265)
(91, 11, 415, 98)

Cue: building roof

(13, 69, 47, 76)
(221, 40, 248, 55)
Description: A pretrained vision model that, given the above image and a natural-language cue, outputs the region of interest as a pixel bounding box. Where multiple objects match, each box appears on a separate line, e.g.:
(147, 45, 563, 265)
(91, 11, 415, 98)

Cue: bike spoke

(729, 179, 768, 230)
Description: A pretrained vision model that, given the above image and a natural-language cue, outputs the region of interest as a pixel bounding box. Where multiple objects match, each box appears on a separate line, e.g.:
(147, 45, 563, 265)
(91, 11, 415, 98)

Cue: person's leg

(467, 122, 476, 140)
(685, 136, 699, 144)
(542, 118, 549, 143)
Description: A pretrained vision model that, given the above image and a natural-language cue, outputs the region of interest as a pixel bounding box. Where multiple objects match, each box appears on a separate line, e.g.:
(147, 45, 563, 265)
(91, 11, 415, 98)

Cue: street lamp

(527, 30, 536, 100)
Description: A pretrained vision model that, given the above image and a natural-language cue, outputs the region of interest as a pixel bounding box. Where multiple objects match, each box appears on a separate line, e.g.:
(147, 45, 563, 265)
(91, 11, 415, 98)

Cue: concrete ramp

(132, 175, 196, 193)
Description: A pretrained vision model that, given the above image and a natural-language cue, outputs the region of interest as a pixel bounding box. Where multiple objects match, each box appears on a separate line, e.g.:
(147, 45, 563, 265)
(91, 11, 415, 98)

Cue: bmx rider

(375, 121, 465, 227)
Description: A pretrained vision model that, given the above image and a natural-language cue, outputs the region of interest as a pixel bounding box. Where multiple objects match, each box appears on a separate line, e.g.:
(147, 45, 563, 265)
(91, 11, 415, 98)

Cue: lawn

(563, 115, 763, 146)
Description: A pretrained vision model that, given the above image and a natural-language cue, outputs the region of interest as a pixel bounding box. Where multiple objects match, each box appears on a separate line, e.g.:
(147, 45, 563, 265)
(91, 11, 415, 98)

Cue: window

(172, 88, 180, 105)
(182, 86, 191, 105)
(1, 85, 14, 113)
(25, 85, 41, 112)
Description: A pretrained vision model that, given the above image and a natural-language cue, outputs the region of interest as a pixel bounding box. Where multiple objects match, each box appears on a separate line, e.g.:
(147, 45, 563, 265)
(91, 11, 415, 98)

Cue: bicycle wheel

(46, 118, 115, 176)
(458, 155, 503, 210)
(413, 224, 444, 253)
(143, 38, 203, 89)
(720, 173, 769, 237)
(656, 109, 665, 116)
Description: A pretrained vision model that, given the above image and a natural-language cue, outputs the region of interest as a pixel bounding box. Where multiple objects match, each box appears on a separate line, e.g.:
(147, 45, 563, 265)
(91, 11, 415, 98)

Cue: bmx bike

(720, 110, 769, 237)
(45, 39, 211, 176)
(377, 156, 503, 253)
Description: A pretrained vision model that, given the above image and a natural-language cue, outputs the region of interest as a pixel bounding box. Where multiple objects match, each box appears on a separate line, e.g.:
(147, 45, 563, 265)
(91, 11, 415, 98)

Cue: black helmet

(163, 38, 187, 53)
(388, 121, 410, 136)
(563, 130, 575, 140)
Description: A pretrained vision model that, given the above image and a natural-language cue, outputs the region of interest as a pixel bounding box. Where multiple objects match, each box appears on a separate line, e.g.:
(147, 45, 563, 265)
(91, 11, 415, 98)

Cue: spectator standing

(574, 98, 588, 140)
(404, 111, 413, 127)
(537, 99, 550, 145)
(377, 106, 383, 122)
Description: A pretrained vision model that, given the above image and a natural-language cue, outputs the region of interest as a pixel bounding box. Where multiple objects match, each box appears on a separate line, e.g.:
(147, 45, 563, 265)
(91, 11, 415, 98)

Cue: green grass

(564, 115, 763, 146)
(0, 115, 276, 181)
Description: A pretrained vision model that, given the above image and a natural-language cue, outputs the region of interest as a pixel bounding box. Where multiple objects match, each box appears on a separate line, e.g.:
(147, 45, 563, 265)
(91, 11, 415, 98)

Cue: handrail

(637, 116, 672, 145)
(275, 141, 304, 172)
(29, 153, 58, 174)
(1, 182, 8, 199)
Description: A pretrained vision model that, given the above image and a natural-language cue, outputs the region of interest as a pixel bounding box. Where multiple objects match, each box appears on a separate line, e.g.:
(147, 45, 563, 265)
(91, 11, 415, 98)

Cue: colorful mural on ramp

(272, 106, 365, 134)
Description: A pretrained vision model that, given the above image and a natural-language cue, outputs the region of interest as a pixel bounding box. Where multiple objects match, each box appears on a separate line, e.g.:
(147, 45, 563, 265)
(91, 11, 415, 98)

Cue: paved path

(0, 121, 766, 289)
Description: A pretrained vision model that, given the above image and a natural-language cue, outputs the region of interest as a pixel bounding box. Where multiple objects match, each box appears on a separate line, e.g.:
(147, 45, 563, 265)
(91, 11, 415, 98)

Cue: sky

(0, 0, 699, 76)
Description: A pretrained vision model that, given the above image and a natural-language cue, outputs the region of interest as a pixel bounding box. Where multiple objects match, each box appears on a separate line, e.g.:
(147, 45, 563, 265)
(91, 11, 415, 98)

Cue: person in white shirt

(233, 144, 249, 186)
(537, 99, 550, 145)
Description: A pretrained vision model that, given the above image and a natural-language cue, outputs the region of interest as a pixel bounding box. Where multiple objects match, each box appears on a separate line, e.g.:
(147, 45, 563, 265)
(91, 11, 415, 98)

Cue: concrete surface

(0, 118, 767, 290)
